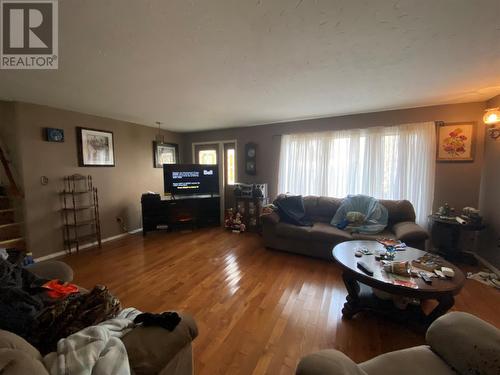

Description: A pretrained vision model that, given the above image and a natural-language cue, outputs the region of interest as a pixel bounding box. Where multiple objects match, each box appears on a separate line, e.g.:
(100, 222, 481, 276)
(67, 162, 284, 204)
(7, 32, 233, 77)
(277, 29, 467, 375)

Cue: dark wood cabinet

(141, 194, 220, 235)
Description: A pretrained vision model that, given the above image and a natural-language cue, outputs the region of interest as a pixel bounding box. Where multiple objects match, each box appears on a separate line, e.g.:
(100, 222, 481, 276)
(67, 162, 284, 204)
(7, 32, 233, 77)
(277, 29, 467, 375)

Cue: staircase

(0, 145, 25, 255)
(0, 190, 24, 251)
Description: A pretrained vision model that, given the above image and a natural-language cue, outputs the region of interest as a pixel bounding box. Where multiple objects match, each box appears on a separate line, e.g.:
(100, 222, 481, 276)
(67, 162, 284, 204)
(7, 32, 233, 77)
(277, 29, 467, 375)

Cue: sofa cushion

(297, 349, 367, 375)
(379, 199, 416, 225)
(359, 345, 455, 375)
(275, 222, 314, 240)
(302, 196, 343, 223)
(392, 221, 429, 243)
(310, 222, 353, 243)
(351, 230, 396, 241)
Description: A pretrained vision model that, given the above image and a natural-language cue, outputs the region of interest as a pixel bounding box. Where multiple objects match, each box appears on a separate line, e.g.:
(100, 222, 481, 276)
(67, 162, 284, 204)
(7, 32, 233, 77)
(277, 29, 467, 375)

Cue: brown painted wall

(9, 102, 182, 258)
(183, 102, 487, 213)
(478, 95, 500, 267)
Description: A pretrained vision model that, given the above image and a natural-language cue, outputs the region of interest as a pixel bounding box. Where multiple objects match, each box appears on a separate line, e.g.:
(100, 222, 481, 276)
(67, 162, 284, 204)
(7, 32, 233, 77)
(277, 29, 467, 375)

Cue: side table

(428, 214, 486, 264)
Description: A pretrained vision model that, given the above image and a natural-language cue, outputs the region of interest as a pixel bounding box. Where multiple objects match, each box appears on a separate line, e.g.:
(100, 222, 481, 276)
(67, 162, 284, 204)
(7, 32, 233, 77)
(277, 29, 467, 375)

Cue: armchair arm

(426, 312, 500, 375)
(392, 221, 429, 243)
(0, 330, 49, 375)
(26, 261, 74, 282)
(261, 211, 280, 226)
(296, 350, 367, 375)
(122, 313, 198, 375)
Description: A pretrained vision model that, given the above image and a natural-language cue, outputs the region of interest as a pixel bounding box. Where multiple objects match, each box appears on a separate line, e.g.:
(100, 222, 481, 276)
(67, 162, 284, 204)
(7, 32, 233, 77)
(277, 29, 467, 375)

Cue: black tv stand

(141, 193, 220, 236)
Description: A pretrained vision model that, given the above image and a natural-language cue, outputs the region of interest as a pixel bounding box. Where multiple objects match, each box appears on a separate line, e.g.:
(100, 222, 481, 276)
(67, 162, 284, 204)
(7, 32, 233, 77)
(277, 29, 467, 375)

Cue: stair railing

(0, 144, 23, 198)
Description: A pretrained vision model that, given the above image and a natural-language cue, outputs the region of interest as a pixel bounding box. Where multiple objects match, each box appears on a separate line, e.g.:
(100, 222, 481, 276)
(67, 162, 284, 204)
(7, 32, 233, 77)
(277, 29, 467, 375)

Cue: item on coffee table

(377, 238, 400, 247)
(383, 261, 410, 276)
(419, 271, 433, 284)
(377, 238, 407, 250)
(392, 279, 418, 289)
(441, 267, 455, 278)
(434, 269, 446, 279)
(411, 253, 444, 272)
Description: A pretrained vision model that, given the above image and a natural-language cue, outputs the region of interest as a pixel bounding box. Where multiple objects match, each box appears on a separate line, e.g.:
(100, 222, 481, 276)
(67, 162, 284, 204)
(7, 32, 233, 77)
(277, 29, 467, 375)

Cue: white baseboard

(35, 228, 143, 262)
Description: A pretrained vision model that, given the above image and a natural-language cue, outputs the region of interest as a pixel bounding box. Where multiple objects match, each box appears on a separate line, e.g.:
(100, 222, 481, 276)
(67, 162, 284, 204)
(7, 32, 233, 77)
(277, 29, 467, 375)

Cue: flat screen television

(163, 164, 219, 195)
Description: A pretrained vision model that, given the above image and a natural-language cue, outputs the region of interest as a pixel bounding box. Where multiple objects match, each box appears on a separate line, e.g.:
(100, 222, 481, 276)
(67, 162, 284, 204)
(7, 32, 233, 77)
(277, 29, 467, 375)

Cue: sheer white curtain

(278, 122, 436, 226)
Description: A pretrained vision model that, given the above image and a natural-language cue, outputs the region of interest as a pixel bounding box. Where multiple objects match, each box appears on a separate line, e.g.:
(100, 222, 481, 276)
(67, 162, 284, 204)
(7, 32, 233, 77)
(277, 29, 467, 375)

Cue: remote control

(419, 271, 432, 284)
(357, 261, 374, 276)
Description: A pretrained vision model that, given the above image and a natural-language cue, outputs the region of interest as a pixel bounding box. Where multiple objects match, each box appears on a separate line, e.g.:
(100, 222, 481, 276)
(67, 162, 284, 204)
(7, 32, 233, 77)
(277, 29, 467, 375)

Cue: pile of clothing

(0, 257, 121, 354)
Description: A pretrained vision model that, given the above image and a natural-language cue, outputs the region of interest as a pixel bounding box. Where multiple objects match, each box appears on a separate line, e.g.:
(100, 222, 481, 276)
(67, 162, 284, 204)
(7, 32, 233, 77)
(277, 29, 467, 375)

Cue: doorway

(193, 141, 237, 220)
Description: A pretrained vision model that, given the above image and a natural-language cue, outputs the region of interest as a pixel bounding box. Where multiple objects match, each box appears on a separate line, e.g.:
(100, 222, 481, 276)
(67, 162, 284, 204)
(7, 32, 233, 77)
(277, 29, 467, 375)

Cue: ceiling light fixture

(483, 108, 500, 140)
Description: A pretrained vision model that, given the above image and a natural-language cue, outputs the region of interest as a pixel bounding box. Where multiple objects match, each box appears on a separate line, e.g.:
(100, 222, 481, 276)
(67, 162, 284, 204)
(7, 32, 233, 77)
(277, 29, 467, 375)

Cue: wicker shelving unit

(61, 174, 101, 253)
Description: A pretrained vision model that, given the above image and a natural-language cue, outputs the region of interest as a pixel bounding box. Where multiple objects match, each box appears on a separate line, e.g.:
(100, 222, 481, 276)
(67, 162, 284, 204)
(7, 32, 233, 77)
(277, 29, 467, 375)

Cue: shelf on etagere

(60, 190, 92, 195)
(64, 219, 96, 227)
(64, 232, 98, 245)
(62, 205, 96, 211)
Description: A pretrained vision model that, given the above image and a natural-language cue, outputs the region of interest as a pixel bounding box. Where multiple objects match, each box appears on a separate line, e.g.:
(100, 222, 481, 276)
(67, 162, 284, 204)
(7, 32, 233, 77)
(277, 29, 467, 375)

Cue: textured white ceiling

(1, 0, 499, 132)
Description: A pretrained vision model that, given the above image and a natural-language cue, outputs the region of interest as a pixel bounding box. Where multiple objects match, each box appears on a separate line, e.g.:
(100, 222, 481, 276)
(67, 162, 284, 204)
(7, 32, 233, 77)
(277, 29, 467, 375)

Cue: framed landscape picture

(436, 122, 475, 162)
(77, 127, 115, 167)
(153, 141, 179, 168)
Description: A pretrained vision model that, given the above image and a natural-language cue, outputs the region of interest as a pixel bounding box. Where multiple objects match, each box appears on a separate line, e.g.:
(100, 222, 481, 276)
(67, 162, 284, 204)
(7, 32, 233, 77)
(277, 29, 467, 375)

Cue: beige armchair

(296, 312, 500, 375)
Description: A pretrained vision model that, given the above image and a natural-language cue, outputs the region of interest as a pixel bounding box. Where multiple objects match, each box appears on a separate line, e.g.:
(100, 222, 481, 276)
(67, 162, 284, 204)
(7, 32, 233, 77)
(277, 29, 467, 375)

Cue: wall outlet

(116, 217, 127, 232)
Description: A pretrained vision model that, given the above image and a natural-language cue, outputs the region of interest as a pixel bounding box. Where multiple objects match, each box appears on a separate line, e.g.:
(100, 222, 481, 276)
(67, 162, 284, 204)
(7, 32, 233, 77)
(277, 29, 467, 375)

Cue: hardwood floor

(61, 228, 500, 375)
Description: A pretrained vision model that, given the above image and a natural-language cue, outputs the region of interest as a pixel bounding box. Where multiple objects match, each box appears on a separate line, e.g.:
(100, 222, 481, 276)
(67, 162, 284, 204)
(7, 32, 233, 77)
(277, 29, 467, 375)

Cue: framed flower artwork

(436, 122, 475, 162)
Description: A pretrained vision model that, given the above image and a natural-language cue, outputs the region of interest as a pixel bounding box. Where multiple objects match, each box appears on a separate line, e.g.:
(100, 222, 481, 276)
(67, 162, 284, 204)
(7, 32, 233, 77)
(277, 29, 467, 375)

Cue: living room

(0, 1, 499, 374)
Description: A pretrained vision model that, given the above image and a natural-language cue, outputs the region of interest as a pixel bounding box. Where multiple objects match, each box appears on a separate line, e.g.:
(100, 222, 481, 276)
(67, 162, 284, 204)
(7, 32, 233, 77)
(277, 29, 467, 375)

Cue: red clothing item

(42, 280, 79, 299)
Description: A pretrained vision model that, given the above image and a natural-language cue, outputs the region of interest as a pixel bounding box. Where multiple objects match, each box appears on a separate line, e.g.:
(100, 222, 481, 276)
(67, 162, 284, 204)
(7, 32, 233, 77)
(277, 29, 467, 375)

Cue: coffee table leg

(425, 294, 455, 324)
(341, 272, 361, 319)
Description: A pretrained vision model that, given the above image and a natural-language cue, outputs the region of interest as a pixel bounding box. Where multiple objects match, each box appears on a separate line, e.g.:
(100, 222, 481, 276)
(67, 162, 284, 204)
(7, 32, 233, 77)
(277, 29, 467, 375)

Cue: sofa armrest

(122, 313, 198, 374)
(392, 221, 428, 243)
(296, 350, 367, 375)
(0, 330, 49, 375)
(261, 211, 280, 226)
(26, 261, 74, 282)
(426, 312, 500, 375)
(0, 349, 50, 375)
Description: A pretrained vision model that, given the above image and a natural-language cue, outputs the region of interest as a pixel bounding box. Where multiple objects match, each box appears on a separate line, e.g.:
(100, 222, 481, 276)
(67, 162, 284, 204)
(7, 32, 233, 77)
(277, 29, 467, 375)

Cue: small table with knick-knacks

(429, 203, 485, 263)
(428, 214, 486, 263)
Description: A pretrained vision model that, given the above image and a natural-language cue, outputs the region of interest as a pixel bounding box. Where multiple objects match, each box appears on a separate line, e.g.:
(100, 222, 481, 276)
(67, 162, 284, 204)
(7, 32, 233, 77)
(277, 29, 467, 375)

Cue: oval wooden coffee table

(333, 240, 465, 326)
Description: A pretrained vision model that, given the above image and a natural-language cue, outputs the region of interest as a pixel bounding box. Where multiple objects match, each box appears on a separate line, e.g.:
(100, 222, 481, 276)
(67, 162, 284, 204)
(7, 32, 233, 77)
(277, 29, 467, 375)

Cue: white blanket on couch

(43, 308, 141, 375)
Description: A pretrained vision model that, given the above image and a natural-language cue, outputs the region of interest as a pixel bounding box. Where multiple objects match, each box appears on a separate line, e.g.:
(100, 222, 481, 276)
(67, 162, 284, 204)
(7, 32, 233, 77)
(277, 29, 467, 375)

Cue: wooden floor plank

(61, 228, 500, 375)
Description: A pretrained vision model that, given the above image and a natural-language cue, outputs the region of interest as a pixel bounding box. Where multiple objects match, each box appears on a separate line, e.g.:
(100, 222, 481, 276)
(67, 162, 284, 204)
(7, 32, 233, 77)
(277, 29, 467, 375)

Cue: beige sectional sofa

(262, 196, 429, 260)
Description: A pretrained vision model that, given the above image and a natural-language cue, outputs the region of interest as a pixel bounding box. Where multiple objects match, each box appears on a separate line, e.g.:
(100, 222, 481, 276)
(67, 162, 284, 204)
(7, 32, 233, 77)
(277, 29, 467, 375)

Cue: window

(278, 122, 436, 226)
(199, 149, 217, 165)
(226, 148, 235, 185)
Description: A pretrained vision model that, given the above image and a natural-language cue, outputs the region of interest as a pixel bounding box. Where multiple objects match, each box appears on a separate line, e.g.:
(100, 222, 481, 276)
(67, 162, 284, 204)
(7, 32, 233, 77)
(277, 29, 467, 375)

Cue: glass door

(223, 143, 236, 211)
(193, 142, 237, 221)
(194, 144, 218, 165)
